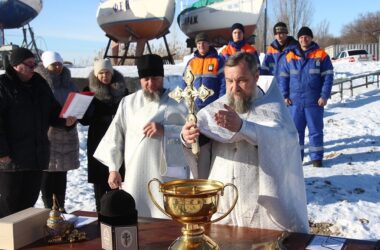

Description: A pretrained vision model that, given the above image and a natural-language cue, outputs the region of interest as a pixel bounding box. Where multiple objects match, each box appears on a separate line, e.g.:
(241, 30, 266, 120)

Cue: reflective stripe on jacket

(261, 36, 298, 78)
(220, 40, 261, 67)
(181, 47, 225, 110)
(278, 42, 334, 106)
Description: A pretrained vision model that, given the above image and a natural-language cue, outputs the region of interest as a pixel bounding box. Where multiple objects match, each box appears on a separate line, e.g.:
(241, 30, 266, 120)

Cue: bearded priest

(94, 54, 189, 218)
(181, 52, 309, 233)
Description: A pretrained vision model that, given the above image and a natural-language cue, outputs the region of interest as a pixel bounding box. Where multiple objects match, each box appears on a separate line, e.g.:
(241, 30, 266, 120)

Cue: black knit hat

(273, 22, 288, 34)
(195, 32, 209, 43)
(231, 23, 245, 33)
(137, 54, 164, 79)
(99, 189, 138, 226)
(297, 26, 313, 38)
(10, 47, 34, 66)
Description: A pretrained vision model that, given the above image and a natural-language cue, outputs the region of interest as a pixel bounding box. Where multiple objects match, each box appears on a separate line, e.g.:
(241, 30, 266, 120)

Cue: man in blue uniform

(261, 22, 298, 81)
(182, 32, 225, 110)
(220, 23, 261, 67)
(278, 27, 334, 167)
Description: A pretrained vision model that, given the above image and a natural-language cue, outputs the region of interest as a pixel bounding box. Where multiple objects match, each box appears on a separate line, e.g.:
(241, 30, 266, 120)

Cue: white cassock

(184, 76, 309, 233)
(94, 88, 189, 218)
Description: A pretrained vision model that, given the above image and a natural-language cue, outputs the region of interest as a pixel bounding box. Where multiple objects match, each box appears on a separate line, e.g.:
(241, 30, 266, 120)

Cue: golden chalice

(148, 178, 238, 250)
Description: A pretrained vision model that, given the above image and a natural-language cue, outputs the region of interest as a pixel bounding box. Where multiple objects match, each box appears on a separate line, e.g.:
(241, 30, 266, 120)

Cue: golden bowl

(160, 179, 223, 224)
(148, 178, 238, 250)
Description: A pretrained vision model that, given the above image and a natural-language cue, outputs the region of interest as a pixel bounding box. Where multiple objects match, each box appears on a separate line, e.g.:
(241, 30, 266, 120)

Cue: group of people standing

(264, 23, 334, 167)
(182, 22, 261, 110)
(0, 20, 333, 235)
(183, 22, 334, 168)
(99, 22, 327, 232)
(0, 47, 128, 217)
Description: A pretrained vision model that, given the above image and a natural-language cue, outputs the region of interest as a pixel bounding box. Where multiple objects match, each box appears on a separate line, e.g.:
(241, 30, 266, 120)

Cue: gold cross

(169, 69, 214, 154)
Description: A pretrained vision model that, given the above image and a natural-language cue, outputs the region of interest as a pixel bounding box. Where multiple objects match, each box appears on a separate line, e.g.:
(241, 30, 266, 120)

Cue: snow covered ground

(35, 60, 380, 240)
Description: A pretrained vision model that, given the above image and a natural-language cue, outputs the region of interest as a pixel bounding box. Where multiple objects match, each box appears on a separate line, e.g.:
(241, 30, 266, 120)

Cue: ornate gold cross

(169, 68, 214, 155)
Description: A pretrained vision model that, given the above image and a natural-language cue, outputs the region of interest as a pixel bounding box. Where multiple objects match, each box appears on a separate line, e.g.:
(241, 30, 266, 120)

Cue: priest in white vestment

(94, 54, 189, 218)
(181, 52, 309, 233)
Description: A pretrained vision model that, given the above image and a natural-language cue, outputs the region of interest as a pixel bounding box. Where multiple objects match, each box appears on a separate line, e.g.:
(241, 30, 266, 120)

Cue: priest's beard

(143, 89, 161, 103)
(227, 93, 252, 114)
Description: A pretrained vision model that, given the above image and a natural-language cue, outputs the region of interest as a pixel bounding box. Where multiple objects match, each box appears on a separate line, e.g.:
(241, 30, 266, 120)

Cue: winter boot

(312, 160, 323, 168)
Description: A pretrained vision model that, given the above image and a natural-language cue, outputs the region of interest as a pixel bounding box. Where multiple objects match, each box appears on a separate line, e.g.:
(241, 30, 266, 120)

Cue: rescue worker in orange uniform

(220, 23, 260, 68)
(181, 32, 225, 110)
(261, 22, 298, 82)
(278, 27, 334, 168)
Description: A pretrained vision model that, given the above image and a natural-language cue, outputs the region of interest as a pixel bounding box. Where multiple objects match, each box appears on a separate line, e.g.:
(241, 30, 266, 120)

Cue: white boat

(96, 0, 176, 43)
(178, 0, 264, 45)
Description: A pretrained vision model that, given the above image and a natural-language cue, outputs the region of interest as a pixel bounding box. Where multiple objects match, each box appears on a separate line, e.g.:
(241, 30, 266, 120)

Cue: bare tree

(255, 7, 268, 54)
(313, 19, 339, 48)
(341, 11, 380, 44)
(273, 0, 313, 36)
(314, 20, 330, 39)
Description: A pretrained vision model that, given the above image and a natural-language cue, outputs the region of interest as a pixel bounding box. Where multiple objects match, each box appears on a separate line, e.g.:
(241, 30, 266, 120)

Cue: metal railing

(332, 70, 380, 99)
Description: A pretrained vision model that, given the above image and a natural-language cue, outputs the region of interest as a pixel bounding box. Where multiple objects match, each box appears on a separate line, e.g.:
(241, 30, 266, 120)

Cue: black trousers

(93, 181, 112, 212)
(0, 171, 43, 218)
(40, 171, 67, 210)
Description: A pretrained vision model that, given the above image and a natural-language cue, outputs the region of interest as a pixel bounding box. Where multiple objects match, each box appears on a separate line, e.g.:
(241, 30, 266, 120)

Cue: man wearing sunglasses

(0, 47, 76, 218)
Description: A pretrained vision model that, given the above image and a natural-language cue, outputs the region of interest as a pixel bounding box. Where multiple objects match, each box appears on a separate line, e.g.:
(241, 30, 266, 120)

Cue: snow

(65, 64, 186, 79)
(304, 87, 380, 239)
(333, 61, 380, 79)
(33, 60, 380, 240)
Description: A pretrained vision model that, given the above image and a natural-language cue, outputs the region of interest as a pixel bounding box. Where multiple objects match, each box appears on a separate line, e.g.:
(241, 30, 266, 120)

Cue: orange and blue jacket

(261, 36, 298, 79)
(278, 42, 334, 107)
(181, 47, 225, 110)
(220, 40, 260, 68)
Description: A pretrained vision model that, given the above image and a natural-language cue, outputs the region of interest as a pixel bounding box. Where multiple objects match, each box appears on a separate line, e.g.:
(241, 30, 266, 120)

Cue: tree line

(258, 0, 380, 51)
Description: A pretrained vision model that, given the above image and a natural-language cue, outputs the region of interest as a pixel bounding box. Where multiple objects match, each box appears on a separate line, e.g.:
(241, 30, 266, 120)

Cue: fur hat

(297, 26, 313, 38)
(93, 59, 114, 77)
(41, 51, 64, 68)
(136, 54, 164, 79)
(273, 22, 288, 34)
(99, 189, 138, 226)
(195, 32, 209, 43)
(10, 47, 34, 66)
(231, 23, 245, 33)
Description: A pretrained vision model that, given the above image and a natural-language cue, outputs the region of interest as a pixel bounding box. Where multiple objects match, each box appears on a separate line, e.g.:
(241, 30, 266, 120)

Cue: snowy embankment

(33, 60, 380, 240)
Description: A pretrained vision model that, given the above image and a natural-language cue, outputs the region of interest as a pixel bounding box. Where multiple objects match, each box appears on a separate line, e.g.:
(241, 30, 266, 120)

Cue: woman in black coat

(81, 59, 128, 212)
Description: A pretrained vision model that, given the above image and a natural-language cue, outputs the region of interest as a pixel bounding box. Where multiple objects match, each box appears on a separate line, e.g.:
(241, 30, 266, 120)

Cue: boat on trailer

(97, 0, 175, 42)
(0, 0, 43, 45)
(0, 0, 43, 67)
(96, 0, 176, 64)
(178, 0, 264, 46)
(0, 0, 42, 29)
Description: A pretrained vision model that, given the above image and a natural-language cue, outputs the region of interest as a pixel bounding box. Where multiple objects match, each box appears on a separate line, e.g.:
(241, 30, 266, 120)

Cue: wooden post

(350, 80, 353, 96)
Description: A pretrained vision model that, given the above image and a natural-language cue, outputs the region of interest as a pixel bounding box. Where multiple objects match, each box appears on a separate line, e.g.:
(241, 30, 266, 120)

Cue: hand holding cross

(169, 69, 214, 155)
